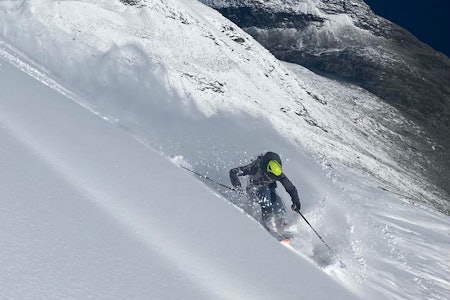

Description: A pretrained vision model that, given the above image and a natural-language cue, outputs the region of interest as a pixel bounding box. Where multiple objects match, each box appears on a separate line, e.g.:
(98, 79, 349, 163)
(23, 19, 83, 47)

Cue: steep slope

(0, 57, 357, 300)
(200, 0, 450, 200)
(0, 0, 447, 211)
(1, 0, 449, 299)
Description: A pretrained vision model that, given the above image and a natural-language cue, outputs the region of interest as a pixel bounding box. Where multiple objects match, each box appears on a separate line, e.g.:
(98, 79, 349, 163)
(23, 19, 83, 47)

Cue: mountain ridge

(200, 0, 450, 206)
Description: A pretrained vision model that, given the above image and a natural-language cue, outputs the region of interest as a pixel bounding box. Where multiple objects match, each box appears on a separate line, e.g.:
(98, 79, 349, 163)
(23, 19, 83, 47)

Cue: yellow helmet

(267, 160, 282, 176)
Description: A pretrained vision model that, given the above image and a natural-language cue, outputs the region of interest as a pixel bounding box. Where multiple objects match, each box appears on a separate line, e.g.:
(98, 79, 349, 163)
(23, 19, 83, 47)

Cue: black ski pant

(247, 185, 287, 229)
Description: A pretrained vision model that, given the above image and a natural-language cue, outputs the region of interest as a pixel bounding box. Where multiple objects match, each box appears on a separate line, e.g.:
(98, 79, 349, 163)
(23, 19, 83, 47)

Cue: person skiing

(229, 151, 301, 239)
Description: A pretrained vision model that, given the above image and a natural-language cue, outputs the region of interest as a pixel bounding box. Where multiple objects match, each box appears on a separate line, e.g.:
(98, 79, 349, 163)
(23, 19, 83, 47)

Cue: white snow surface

(0, 0, 449, 299)
(0, 58, 355, 300)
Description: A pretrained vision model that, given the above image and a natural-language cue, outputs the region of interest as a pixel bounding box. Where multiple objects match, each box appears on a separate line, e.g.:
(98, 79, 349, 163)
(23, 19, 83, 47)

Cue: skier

(229, 151, 301, 239)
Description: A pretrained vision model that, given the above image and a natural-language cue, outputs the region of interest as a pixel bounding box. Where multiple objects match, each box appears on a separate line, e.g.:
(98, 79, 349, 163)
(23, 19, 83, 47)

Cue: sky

(364, 0, 450, 57)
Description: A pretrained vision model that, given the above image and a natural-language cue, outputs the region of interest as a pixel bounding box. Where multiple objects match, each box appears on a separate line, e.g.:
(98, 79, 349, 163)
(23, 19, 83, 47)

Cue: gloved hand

(291, 202, 301, 212)
(234, 186, 246, 197)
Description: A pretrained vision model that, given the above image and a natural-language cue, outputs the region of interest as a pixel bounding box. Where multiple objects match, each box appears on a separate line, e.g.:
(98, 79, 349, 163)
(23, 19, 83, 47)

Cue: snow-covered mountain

(200, 0, 450, 200)
(1, 57, 358, 300)
(0, 0, 449, 299)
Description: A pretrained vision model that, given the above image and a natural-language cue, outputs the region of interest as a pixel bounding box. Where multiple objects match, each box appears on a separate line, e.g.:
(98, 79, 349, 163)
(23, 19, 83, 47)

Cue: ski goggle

(267, 160, 282, 176)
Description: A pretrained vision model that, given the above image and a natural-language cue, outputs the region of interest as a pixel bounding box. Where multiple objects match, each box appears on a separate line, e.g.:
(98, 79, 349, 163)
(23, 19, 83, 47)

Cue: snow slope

(1, 0, 446, 209)
(0, 58, 356, 299)
(0, 0, 449, 299)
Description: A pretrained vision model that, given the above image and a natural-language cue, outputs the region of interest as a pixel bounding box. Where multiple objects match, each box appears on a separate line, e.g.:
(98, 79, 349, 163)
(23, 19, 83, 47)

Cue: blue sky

(365, 0, 450, 57)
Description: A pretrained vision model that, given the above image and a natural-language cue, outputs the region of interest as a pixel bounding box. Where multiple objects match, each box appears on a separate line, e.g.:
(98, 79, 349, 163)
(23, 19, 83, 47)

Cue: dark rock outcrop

(201, 0, 450, 198)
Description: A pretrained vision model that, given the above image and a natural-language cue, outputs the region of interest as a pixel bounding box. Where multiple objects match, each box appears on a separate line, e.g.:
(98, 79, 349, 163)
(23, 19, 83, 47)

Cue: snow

(0, 58, 355, 299)
(0, 0, 449, 299)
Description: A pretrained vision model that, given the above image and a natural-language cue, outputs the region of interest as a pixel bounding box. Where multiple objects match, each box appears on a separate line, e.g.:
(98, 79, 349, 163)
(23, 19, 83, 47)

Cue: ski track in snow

(0, 1, 449, 299)
(0, 57, 359, 300)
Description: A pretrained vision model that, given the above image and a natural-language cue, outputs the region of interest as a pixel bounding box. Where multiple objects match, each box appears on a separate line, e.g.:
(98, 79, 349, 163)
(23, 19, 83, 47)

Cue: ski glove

(234, 186, 246, 197)
(291, 202, 301, 213)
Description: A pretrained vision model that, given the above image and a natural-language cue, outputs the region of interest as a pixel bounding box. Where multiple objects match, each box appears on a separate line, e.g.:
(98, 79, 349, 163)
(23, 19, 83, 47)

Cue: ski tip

(280, 238, 291, 245)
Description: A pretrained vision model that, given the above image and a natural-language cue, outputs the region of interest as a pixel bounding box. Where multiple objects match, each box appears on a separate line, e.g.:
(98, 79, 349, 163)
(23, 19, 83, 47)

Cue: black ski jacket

(229, 152, 300, 207)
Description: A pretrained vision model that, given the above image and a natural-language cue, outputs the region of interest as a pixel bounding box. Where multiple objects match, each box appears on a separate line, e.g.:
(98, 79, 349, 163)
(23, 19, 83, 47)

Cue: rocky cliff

(201, 0, 450, 198)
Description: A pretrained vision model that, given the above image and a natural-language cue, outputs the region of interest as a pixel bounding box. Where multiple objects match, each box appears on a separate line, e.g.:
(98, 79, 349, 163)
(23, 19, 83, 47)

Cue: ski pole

(297, 211, 332, 252)
(180, 166, 237, 191)
(297, 211, 346, 268)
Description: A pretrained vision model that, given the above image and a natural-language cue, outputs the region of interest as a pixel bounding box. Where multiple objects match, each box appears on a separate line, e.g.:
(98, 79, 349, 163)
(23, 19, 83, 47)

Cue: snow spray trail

(0, 41, 379, 296)
(0, 69, 242, 300)
(0, 57, 358, 300)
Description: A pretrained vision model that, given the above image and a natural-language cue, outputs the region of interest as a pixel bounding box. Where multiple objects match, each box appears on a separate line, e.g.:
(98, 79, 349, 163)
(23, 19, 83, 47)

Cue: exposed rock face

(201, 0, 450, 198)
